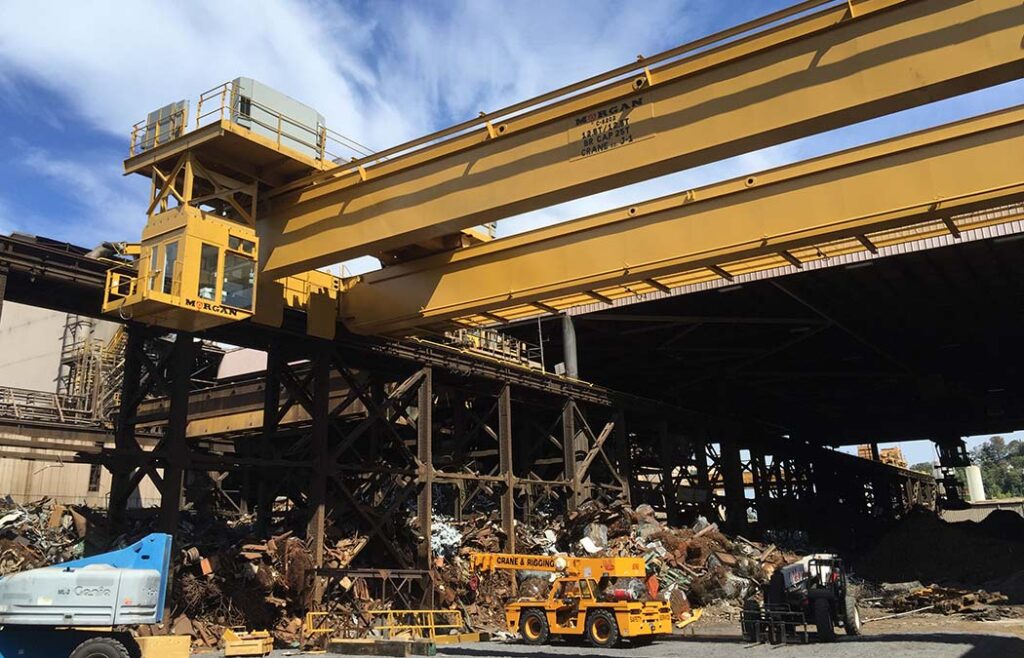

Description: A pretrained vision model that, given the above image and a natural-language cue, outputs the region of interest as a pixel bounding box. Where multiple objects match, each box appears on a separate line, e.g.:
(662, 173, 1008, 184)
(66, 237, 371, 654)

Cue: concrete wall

(0, 302, 65, 391)
(0, 456, 161, 508)
(942, 498, 1024, 523)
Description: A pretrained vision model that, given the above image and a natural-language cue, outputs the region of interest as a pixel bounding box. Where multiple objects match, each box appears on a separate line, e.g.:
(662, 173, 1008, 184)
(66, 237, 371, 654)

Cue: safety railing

(365, 609, 465, 641)
(114, 80, 376, 166)
(129, 106, 188, 157)
(103, 270, 139, 307)
(0, 386, 95, 426)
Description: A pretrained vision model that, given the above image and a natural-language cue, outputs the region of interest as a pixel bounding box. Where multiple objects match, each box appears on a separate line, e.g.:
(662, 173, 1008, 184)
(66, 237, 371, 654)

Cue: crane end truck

(469, 552, 672, 648)
(0, 533, 189, 658)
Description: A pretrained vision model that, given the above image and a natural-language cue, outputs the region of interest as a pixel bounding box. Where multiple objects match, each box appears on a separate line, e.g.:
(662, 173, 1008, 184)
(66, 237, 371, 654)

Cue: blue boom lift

(0, 534, 187, 657)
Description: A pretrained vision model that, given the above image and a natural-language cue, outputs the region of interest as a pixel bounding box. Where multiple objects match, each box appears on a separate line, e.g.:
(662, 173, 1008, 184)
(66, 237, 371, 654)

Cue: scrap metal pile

(437, 501, 799, 633)
(0, 497, 88, 575)
(0, 496, 799, 650)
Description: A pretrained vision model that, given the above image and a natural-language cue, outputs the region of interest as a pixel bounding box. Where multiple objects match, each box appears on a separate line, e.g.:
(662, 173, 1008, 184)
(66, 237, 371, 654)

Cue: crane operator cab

(103, 206, 257, 332)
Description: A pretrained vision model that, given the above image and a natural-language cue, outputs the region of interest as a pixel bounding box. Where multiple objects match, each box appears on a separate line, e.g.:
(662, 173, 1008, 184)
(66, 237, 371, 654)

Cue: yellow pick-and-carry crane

(469, 552, 672, 647)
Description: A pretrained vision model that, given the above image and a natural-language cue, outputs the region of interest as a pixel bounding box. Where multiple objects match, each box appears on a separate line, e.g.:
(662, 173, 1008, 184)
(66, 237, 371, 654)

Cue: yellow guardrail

(365, 609, 465, 642)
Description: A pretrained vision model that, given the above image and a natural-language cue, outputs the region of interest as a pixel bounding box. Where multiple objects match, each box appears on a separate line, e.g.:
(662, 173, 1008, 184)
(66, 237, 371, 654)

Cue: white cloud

(17, 144, 147, 246)
(4, 1, 1012, 259)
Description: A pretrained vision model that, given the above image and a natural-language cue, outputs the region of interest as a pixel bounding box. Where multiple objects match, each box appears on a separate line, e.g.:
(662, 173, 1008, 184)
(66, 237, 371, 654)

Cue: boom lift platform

(469, 552, 672, 647)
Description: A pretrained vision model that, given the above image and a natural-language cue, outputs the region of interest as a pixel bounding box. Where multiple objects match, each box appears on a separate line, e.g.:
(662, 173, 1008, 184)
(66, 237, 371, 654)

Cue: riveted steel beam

(343, 106, 1024, 334)
(260, 0, 1024, 277)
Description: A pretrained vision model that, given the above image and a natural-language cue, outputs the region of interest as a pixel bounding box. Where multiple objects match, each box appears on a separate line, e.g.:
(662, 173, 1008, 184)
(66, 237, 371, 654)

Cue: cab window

(162, 241, 179, 295)
(222, 252, 255, 310)
(198, 243, 219, 301)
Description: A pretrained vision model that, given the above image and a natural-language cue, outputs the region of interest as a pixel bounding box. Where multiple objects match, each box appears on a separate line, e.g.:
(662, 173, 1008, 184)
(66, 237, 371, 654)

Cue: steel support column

(498, 384, 515, 552)
(158, 332, 196, 534)
(307, 348, 331, 570)
(720, 436, 747, 533)
(108, 326, 145, 533)
(659, 421, 680, 526)
(416, 367, 433, 571)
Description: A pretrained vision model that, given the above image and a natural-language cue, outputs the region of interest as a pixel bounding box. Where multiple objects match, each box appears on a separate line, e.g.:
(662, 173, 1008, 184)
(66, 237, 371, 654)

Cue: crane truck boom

(0, 534, 188, 658)
(469, 552, 670, 647)
(469, 552, 646, 579)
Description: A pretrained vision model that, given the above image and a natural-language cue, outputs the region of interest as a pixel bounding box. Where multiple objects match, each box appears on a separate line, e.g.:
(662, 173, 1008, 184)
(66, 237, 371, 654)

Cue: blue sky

(1, 1, 1021, 455)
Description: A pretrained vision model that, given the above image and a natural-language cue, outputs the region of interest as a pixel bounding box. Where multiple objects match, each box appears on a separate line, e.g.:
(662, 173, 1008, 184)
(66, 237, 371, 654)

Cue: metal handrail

(129, 107, 188, 157)
(365, 609, 465, 641)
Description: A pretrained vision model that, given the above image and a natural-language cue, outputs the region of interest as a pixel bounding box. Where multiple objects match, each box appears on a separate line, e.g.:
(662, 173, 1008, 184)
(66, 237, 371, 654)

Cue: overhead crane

(102, 0, 1024, 340)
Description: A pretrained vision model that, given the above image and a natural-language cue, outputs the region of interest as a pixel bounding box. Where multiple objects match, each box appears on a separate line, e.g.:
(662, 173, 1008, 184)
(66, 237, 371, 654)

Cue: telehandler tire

(520, 608, 550, 645)
(585, 609, 621, 648)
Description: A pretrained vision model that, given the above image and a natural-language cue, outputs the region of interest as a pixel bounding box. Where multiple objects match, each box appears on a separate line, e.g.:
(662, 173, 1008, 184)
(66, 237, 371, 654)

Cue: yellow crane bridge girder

(259, 0, 1024, 279)
(341, 106, 1024, 335)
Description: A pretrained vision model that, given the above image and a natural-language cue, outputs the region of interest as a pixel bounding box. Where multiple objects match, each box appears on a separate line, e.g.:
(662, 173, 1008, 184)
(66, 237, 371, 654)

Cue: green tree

(971, 436, 1024, 499)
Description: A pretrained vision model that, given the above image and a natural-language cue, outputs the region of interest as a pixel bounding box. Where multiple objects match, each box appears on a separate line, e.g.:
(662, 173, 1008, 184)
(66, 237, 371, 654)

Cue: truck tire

(586, 609, 621, 648)
(843, 592, 862, 636)
(69, 636, 131, 658)
(813, 598, 836, 643)
(520, 608, 550, 645)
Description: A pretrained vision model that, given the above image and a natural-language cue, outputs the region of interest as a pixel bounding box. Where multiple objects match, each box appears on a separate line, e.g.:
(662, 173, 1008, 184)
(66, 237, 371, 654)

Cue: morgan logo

(184, 299, 241, 317)
(575, 98, 644, 126)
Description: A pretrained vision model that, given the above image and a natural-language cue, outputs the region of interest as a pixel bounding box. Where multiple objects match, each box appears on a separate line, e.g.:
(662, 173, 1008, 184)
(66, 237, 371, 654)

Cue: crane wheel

(586, 609, 621, 648)
(813, 598, 836, 643)
(70, 636, 131, 658)
(520, 609, 550, 645)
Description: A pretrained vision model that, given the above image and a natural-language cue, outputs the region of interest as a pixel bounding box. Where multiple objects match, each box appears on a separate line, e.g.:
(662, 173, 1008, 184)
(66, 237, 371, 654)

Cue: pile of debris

(131, 514, 374, 650)
(434, 501, 798, 631)
(859, 581, 1019, 622)
(0, 497, 89, 575)
(0, 497, 800, 646)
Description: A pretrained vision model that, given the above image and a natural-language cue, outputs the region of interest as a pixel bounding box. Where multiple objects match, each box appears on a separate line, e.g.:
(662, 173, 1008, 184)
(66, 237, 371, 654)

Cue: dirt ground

(201, 612, 1024, 658)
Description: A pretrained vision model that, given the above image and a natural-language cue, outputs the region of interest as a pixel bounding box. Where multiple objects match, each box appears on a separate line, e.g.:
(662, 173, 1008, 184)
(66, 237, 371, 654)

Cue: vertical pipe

(498, 384, 515, 552)
(561, 314, 578, 379)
